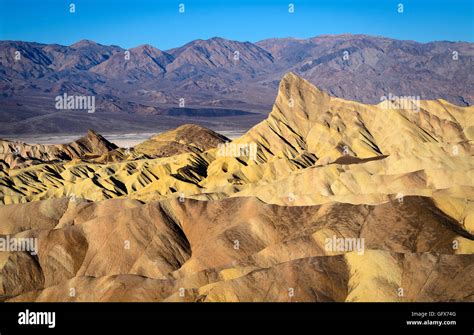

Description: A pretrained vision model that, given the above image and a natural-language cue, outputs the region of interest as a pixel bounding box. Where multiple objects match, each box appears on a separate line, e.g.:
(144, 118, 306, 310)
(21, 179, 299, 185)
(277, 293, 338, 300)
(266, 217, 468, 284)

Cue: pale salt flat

(3, 130, 246, 148)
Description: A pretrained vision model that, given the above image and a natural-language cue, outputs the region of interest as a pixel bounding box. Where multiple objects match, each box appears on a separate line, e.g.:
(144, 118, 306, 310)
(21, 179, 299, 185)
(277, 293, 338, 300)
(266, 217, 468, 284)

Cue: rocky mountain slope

(1, 35, 472, 134)
(0, 73, 472, 302)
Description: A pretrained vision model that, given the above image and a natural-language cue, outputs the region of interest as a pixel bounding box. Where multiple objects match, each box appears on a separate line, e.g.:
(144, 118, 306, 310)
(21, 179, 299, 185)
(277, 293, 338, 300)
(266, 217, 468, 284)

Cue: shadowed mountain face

(0, 34, 472, 135)
(0, 73, 473, 302)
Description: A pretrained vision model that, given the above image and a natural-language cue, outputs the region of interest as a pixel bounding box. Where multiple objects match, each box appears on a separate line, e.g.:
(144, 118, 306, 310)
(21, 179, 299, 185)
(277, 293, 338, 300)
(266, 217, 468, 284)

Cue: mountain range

(0, 34, 472, 135)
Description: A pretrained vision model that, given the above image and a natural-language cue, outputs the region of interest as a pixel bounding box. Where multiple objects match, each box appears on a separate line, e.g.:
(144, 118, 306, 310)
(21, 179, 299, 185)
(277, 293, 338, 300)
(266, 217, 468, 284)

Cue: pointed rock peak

(279, 72, 303, 85)
(278, 72, 330, 101)
(279, 72, 318, 88)
(86, 129, 100, 138)
(79, 129, 117, 150)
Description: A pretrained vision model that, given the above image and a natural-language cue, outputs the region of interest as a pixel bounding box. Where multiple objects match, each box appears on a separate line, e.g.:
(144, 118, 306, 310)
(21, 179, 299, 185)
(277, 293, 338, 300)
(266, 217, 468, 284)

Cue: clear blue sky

(0, 0, 472, 49)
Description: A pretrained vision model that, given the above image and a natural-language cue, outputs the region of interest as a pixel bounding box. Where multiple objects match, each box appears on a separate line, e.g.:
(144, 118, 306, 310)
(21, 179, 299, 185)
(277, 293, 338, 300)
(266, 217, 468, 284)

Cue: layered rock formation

(0, 73, 472, 302)
(0, 129, 118, 169)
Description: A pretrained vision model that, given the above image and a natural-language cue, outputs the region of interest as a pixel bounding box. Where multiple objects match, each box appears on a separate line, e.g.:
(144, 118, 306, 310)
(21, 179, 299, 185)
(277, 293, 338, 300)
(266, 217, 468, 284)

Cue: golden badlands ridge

(0, 73, 473, 302)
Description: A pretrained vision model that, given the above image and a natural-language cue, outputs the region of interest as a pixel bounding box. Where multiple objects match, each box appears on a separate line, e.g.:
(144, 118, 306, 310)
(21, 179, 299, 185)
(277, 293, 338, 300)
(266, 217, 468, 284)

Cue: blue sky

(0, 0, 472, 49)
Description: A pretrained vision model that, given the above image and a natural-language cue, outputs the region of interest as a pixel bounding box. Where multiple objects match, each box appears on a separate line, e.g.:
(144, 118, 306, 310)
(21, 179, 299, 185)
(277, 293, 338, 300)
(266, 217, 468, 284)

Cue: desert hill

(134, 124, 229, 157)
(0, 129, 117, 169)
(1, 74, 472, 211)
(0, 73, 472, 302)
(1, 195, 473, 302)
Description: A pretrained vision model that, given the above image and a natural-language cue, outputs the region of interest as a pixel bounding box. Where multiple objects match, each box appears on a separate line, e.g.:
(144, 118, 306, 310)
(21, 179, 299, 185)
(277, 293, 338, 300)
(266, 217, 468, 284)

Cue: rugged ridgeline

(0, 130, 118, 169)
(0, 124, 229, 169)
(0, 73, 473, 302)
(1, 35, 473, 134)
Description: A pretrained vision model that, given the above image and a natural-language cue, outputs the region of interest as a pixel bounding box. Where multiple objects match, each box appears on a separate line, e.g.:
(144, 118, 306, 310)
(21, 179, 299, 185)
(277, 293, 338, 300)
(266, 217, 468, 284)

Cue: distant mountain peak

(88, 43, 174, 79)
(132, 44, 160, 52)
(70, 39, 100, 48)
(207, 36, 226, 42)
(129, 44, 171, 58)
